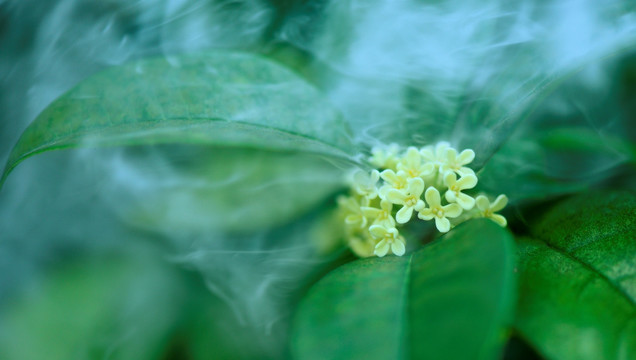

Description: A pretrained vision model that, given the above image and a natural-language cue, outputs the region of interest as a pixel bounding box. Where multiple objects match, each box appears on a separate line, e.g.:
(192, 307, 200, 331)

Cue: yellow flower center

(405, 195, 418, 207)
(434, 208, 444, 218)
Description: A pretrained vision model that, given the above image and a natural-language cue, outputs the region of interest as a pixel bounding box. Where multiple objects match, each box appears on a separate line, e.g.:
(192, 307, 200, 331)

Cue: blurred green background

(0, 0, 635, 359)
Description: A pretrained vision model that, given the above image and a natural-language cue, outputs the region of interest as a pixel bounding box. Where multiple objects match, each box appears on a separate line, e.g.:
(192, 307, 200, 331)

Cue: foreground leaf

(291, 219, 516, 360)
(1, 51, 355, 185)
(515, 191, 636, 359)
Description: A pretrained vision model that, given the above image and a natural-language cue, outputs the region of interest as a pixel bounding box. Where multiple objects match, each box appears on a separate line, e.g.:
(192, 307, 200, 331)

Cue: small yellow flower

(420, 141, 450, 163)
(369, 143, 401, 170)
(378, 169, 409, 198)
(397, 147, 435, 179)
(346, 230, 377, 258)
(443, 172, 478, 210)
(441, 148, 475, 177)
(385, 177, 426, 224)
(418, 187, 462, 232)
(369, 224, 406, 257)
(475, 194, 508, 227)
(337, 195, 368, 228)
(351, 169, 380, 200)
(361, 199, 395, 227)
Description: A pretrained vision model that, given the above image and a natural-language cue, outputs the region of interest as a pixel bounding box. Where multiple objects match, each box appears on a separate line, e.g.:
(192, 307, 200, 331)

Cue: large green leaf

(514, 191, 636, 359)
(291, 219, 516, 360)
(0, 254, 186, 360)
(1, 51, 355, 185)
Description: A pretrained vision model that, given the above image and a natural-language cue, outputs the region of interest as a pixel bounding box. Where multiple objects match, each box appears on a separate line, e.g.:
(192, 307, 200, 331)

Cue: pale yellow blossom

(475, 194, 508, 227)
(337, 195, 368, 228)
(346, 229, 377, 258)
(420, 141, 451, 164)
(385, 178, 426, 224)
(397, 147, 435, 179)
(441, 148, 475, 176)
(361, 199, 395, 227)
(418, 187, 462, 232)
(351, 169, 380, 200)
(443, 172, 478, 210)
(369, 143, 401, 170)
(378, 169, 409, 198)
(369, 224, 406, 257)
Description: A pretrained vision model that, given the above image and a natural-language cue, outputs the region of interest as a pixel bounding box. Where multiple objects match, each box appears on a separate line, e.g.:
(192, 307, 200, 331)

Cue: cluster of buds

(338, 142, 508, 258)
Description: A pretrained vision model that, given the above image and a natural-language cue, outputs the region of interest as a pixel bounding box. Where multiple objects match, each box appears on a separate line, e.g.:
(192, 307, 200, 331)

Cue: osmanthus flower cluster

(338, 142, 508, 258)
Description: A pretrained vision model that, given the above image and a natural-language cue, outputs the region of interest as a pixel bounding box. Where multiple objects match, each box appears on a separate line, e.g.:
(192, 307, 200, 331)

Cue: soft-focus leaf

(1, 51, 355, 185)
(0, 254, 186, 360)
(113, 145, 346, 233)
(515, 191, 636, 359)
(478, 139, 588, 203)
(291, 219, 516, 360)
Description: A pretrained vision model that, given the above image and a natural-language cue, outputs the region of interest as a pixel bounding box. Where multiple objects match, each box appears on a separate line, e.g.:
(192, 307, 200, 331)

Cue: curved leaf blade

(1, 51, 355, 185)
(515, 191, 636, 359)
(291, 219, 516, 360)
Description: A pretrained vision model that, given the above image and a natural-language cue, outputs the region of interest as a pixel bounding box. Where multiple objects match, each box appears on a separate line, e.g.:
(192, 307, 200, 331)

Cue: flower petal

(405, 146, 420, 164)
(414, 200, 425, 212)
(408, 177, 425, 197)
(457, 166, 475, 177)
(386, 189, 407, 204)
(375, 218, 395, 227)
(417, 209, 434, 220)
(445, 190, 457, 203)
(455, 193, 475, 210)
(421, 162, 436, 177)
(424, 187, 441, 207)
(346, 214, 367, 228)
(458, 149, 475, 165)
(374, 240, 389, 257)
(443, 203, 463, 218)
(349, 236, 375, 258)
(361, 206, 381, 218)
(456, 174, 478, 189)
(380, 199, 393, 212)
(446, 147, 458, 163)
(490, 214, 508, 227)
(369, 224, 387, 238)
(391, 240, 406, 256)
(396, 206, 414, 224)
(435, 216, 451, 233)
(443, 171, 457, 187)
(491, 194, 508, 212)
(370, 169, 380, 182)
(420, 146, 435, 162)
(475, 195, 490, 212)
(380, 169, 398, 184)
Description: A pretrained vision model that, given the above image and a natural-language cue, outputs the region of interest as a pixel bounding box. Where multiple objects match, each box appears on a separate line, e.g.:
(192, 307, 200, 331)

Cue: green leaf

(514, 191, 636, 359)
(1, 51, 355, 185)
(0, 254, 186, 360)
(291, 219, 516, 360)
(478, 139, 589, 203)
